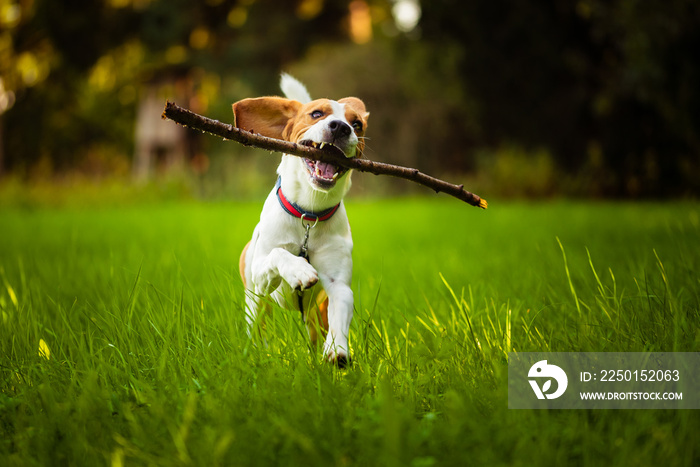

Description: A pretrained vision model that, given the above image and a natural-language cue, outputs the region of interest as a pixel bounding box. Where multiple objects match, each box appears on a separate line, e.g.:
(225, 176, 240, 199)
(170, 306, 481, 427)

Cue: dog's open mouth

(299, 140, 350, 188)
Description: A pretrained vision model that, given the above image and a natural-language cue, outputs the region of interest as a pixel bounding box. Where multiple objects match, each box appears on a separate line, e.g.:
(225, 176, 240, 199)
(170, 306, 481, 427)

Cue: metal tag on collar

(296, 213, 318, 319)
(299, 213, 318, 261)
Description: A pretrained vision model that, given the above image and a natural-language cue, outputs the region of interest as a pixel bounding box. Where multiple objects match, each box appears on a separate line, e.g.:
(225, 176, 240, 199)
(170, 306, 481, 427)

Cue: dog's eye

(310, 110, 324, 119)
(352, 121, 363, 132)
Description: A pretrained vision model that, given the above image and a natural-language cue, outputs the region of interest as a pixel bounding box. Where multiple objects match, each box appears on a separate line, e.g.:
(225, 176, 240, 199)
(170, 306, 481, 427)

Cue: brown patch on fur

(239, 241, 250, 287)
(339, 97, 369, 157)
(316, 289, 329, 330)
(306, 288, 330, 345)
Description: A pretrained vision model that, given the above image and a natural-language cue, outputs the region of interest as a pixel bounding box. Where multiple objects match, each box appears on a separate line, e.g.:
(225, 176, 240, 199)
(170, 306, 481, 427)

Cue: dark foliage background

(1, 0, 698, 198)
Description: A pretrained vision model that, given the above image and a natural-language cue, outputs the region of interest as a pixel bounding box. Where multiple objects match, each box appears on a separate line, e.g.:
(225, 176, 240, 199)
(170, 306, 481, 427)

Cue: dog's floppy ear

(232, 97, 302, 140)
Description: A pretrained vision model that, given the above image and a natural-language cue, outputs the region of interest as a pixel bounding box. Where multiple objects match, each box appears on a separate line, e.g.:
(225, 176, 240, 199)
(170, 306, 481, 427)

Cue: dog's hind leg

(240, 241, 256, 333)
(240, 240, 270, 339)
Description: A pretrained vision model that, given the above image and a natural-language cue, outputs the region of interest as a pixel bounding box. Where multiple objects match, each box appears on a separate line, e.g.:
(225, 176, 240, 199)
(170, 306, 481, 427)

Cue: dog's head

(232, 95, 369, 191)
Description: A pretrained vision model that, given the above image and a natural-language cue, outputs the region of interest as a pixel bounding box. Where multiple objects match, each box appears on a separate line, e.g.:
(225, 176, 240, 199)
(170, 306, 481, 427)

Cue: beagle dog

(235, 74, 369, 367)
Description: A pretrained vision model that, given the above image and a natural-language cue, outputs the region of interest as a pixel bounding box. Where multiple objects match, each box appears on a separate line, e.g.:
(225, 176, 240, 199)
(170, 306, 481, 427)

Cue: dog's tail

(280, 73, 312, 104)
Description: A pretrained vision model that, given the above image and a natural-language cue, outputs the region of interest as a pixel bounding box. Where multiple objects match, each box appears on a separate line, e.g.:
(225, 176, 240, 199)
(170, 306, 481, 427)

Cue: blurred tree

(420, 0, 700, 196)
(0, 0, 360, 178)
(1, 0, 138, 175)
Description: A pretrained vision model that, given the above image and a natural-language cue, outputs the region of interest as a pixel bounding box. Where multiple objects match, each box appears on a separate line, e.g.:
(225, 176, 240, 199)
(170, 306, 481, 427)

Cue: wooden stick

(162, 101, 487, 209)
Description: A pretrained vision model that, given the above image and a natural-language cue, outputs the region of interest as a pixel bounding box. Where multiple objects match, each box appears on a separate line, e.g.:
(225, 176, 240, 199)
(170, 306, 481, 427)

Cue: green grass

(1, 198, 699, 466)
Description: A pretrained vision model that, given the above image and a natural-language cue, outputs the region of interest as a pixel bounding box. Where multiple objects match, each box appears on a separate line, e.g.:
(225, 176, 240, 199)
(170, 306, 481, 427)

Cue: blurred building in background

(133, 71, 199, 180)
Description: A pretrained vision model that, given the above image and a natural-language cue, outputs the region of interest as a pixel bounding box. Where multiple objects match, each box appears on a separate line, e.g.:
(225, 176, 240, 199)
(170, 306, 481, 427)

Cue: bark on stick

(162, 101, 487, 209)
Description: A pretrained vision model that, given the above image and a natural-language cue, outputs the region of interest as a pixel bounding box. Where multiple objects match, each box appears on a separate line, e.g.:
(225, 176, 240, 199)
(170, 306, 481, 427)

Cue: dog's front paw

(323, 343, 351, 368)
(333, 354, 352, 369)
(281, 257, 319, 291)
(255, 271, 282, 296)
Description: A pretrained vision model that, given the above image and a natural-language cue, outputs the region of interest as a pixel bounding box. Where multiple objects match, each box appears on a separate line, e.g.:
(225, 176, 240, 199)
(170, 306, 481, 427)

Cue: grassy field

(1, 197, 699, 466)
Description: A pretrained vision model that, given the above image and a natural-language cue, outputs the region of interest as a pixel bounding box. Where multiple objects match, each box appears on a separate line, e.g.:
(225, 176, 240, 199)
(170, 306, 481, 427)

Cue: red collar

(275, 177, 341, 222)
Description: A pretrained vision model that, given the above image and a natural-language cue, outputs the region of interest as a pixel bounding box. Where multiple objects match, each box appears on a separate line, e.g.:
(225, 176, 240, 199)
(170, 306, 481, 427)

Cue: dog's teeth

(332, 173, 338, 180)
(319, 142, 326, 149)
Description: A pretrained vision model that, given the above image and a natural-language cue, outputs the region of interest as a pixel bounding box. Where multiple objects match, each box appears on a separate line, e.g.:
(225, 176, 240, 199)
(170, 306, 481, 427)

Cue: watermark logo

(509, 353, 697, 409)
(528, 360, 568, 399)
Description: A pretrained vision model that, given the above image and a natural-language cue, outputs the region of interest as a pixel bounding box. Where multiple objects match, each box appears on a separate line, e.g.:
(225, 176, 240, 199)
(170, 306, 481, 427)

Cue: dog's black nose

(329, 120, 352, 139)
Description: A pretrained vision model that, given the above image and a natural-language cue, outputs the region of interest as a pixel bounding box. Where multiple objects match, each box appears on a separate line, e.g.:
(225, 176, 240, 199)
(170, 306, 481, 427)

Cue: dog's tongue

(316, 161, 337, 179)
